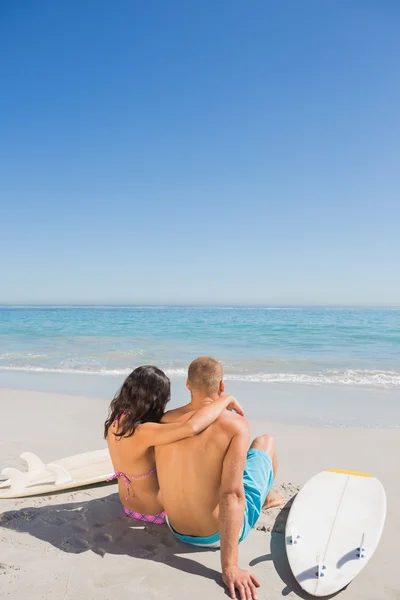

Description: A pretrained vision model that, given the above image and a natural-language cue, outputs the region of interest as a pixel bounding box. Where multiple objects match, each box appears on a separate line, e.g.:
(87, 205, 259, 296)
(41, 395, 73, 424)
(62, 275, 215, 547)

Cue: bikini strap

(107, 467, 157, 501)
(113, 410, 130, 425)
(107, 470, 133, 501)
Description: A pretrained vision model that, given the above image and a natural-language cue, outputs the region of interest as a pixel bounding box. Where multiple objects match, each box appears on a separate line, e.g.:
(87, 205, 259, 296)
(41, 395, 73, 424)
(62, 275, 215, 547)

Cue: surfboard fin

(0, 453, 72, 492)
(46, 463, 73, 485)
(357, 533, 365, 558)
(0, 466, 57, 490)
(287, 521, 300, 545)
(316, 553, 326, 578)
(20, 452, 47, 474)
(0, 468, 26, 491)
(0, 447, 112, 498)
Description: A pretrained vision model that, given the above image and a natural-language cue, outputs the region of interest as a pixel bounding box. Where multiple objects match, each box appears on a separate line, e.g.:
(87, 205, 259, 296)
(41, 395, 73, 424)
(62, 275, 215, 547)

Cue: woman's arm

(135, 395, 244, 448)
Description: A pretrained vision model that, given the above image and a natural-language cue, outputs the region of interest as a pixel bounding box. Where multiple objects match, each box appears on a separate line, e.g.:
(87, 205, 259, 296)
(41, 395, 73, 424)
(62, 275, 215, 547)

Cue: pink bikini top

(108, 412, 156, 501)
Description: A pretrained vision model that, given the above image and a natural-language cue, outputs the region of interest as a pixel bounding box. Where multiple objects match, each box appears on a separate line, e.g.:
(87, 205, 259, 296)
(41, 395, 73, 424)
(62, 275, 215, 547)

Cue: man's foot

(262, 490, 285, 510)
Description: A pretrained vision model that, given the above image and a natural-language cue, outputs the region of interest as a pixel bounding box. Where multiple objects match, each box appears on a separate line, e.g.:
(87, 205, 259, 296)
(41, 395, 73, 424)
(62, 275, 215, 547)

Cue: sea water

(1, 306, 399, 388)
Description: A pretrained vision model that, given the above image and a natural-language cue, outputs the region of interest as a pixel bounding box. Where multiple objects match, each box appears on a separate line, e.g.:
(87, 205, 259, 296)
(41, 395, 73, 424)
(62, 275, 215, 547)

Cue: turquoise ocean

(1, 306, 399, 389)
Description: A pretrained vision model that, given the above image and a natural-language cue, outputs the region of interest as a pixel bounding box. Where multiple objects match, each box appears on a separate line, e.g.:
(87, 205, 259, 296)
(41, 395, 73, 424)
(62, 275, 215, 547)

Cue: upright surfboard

(0, 448, 114, 498)
(285, 470, 386, 597)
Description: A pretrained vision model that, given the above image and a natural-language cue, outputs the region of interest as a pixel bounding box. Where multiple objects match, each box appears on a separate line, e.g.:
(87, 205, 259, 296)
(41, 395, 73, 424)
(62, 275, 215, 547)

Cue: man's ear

(220, 380, 225, 393)
(186, 379, 190, 391)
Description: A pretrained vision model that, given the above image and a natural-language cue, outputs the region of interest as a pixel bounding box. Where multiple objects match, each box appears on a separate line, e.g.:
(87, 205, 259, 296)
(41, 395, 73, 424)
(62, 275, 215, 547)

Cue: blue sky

(0, 1, 399, 305)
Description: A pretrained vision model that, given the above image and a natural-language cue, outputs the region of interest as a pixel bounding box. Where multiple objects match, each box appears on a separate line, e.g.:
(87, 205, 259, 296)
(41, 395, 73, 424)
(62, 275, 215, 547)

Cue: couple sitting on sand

(105, 356, 283, 600)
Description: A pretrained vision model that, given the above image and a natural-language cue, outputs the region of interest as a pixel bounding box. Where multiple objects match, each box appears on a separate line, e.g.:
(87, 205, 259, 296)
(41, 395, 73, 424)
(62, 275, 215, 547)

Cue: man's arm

(219, 419, 261, 600)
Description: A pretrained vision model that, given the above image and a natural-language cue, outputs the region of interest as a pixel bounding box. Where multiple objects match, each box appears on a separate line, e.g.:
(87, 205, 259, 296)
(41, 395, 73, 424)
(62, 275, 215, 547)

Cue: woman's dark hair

(104, 365, 171, 439)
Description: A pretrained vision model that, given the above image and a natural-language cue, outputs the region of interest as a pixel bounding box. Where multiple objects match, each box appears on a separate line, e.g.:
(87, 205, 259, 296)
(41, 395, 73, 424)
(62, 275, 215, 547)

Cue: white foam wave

(0, 365, 189, 378)
(224, 370, 400, 387)
(0, 366, 130, 376)
(0, 366, 399, 388)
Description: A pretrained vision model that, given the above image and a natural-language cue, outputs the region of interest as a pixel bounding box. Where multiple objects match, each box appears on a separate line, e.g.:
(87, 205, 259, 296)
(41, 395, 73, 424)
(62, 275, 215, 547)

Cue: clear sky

(1, 1, 399, 305)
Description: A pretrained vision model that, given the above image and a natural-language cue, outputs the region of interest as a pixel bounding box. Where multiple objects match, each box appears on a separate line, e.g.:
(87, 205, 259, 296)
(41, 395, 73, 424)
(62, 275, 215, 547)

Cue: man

(155, 357, 283, 600)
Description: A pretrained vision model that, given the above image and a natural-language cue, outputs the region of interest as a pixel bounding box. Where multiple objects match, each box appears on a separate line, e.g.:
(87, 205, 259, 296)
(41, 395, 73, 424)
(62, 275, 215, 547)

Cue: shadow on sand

(0, 491, 224, 588)
(0, 489, 349, 598)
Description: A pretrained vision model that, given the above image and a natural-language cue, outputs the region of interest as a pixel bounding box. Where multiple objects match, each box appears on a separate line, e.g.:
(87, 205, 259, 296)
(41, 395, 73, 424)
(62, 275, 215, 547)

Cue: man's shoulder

(215, 410, 250, 437)
(161, 406, 193, 424)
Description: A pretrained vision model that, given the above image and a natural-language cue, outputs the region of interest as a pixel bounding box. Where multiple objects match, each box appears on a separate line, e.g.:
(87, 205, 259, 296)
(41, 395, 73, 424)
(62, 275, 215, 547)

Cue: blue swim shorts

(166, 448, 274, 547)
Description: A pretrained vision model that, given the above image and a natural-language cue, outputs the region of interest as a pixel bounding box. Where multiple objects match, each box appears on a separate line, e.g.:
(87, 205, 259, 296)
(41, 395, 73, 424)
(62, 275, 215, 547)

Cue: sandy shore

(1, 370, 399, 426)
(0, 388, 399, 599)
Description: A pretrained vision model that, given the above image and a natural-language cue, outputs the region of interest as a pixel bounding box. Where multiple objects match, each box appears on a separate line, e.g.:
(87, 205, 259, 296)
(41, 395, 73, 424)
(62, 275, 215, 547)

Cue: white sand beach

(0, 387, 399, 600)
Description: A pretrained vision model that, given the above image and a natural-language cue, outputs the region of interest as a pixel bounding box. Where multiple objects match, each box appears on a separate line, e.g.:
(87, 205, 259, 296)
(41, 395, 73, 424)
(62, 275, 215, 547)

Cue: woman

(105, 365, 243, 524)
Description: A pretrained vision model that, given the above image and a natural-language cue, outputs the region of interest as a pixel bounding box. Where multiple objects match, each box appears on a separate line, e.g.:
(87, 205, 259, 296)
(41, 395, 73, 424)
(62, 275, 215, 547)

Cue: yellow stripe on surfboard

(328, 469, 374, 478)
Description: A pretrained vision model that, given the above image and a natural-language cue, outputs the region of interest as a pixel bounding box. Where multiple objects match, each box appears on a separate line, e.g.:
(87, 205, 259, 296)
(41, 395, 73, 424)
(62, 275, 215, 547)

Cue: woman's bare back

(107, 426, 164, 515)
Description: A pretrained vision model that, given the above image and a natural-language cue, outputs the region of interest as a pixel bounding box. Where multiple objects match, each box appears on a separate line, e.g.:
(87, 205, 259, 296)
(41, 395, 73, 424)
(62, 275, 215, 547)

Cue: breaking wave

(0, 366, 399, 388)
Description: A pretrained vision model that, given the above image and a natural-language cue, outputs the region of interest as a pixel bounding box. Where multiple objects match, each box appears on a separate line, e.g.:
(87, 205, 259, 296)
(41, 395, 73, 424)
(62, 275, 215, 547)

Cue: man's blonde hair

(187, 356, 223, 394)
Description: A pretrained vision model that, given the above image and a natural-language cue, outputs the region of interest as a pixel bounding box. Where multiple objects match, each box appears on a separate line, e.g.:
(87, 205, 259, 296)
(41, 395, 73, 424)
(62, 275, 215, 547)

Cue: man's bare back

(156, 404, 248, 537)
(155, 357, 281, 600)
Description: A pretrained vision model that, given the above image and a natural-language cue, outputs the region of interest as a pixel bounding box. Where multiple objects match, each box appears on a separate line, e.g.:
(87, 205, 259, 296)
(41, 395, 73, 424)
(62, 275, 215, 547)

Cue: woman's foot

(262, 490, 285, 510)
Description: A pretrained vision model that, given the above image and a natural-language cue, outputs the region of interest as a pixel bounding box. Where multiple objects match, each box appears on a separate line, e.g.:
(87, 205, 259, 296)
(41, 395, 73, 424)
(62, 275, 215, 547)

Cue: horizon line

(1, 303, 399, 309)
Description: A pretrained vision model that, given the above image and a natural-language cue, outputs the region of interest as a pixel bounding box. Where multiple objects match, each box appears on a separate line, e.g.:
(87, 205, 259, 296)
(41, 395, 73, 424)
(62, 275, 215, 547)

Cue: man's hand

(222, 566, 261, 600)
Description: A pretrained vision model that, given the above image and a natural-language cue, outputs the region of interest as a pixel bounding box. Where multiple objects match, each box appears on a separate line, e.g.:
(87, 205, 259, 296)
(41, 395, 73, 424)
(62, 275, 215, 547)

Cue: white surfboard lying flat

(286, 470, 386, 597)
(0, 448, 114, 498)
